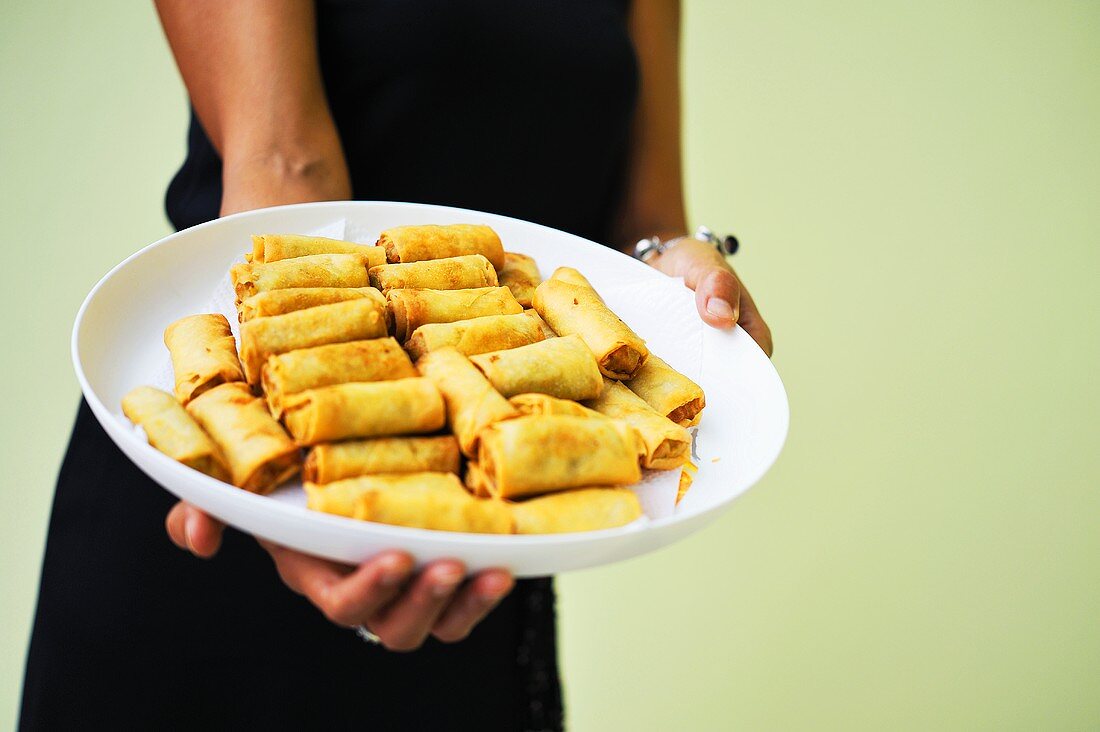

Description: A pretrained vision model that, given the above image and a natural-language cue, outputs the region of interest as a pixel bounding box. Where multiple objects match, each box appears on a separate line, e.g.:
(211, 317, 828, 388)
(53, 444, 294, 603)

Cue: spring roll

(239, 298, 388, 384)
(261, 338, 416, 416)
(368, 254, 498, 293)
(248, 234, 385, 266)
(405, 312, 546, 360)
(304, 436, 461, 483)
(586, 379, 691, 470)
(524, 309, 557, 339)
(469, 334, 603, 400)
(121, 386, 229, 482)
(185, 383, 300, 493)
(477, 415, 642, 499)
(510, 488, 642, 534)
(282, 377, 445, 445)
(497, 252, 541, 307)
(163, 314, 246, 404)
(416, 347, 518, 457)
(533, 275, 648, 379)
(625, 354, 706, 426)
(463, 460, 492, 498)
(231, 253, 375, 302)
(388, 286, 522, 341)
(305, 473, 513, 534)
(238, 287, 385, 322)
(508, 393, 602, 419)
(378, 224, 505, 271)
(549, 266, 597, 292)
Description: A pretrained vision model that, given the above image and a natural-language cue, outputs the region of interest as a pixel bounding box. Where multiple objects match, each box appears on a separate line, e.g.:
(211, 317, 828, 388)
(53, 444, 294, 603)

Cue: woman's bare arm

(620, 0, 772, 353)
(155, 0, 350, 213)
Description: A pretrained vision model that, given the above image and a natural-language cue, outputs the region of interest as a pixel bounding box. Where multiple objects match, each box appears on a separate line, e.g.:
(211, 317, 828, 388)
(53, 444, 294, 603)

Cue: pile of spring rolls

(122, 225, 706, 535)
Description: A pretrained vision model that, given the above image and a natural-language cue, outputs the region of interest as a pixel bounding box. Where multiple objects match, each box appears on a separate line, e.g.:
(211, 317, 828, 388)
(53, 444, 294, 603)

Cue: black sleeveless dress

(20, 2, 637, 730)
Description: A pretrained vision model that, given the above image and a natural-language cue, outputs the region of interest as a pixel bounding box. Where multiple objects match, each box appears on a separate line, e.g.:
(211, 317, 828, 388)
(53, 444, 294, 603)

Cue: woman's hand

(166, 503, 515, 650)
(648, 238, 774, 357)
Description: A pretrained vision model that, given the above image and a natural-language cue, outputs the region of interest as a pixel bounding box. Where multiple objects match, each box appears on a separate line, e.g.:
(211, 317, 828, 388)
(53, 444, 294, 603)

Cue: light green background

(2, 1, 1097, 729)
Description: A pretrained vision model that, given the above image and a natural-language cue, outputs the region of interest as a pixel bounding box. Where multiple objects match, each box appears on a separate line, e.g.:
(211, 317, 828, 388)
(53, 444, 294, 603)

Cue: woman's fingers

(366, 560, 466, 651)
(431, 569, 514, 643)
(262, 543, 414, 627)
(165, 502, 225, 558)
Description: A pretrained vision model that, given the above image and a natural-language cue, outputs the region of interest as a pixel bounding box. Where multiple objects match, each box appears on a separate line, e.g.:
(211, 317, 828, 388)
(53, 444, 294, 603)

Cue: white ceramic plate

(73, 201, 788, 577)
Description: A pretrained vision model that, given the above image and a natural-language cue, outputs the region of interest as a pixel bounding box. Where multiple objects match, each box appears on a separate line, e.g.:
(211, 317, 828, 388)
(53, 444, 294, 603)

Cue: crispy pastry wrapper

(305, 473, 513, 534)
(185, 383, 300, 493)
(304, 436, 461, 483)
(248, 234, 385, 266)
(509, 488, 642, 534)
(404, 312, 546, 360)
(368, 254, 498, 293)
(585, 379, 691, 470)
(677, 461, 698, 505)
(282, 377, 445, 445)
(387, 286, 522, 341)
(261, 337, 416, 416)
(239, 298, 388, 384)
(625, 353, 706, 426)
(231, 252, 375, 302)
(548, 266, 597, 292)
(469, 334, 603, 400)
(238, 286, 385, 323)
(508, 393, 602, 419)
(532, 274, 648, 380)
(523, 309, 558, 339)
(122, 386, 230, 482)
(463, 460, 493, 498)
(378, 224, 505, 271)
(497, 252, 541, 307)
(163, 313, 245, 404)
(477, 415, 642, 499)
(416, 347, 519, 457)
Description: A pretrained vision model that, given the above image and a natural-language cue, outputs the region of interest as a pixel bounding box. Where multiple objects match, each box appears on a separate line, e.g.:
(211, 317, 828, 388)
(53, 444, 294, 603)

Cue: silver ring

(354, 625, 382, 645)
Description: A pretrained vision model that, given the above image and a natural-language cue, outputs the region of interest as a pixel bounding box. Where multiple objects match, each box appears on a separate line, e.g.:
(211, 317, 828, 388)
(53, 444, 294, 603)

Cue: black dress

(20, 2, 637, 730)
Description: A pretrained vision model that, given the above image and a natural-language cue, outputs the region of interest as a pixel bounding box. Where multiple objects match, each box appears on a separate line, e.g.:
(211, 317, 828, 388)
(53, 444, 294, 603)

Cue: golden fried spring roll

(378, 224, 505, 271)
(469, 334, 603, 400)
(416, 347, 518, 457)
(625, 354, 706, 426)
(404, 312, 546, 360)
(121, 386, 229, 482)
(533, 275, 648, 379)
(524, 309, 557, 339)
(261, 338, 416, 416)
(510, 488, 642, 534)
(238, 287, 385, 322)
(305, 473, 513, 534)
(549, 266, 597, 292)
(497, 252, 541, 307)
(586, 379, 691, 470)
(508, 393, 602, 419)
(304, 436, 461, 483)
(163, 314, 245, 405)
(281, 377, 445, 445)
(388, 286, 522, 341)
(368, 254, 498, 293)
(231, 252, 375, 302)
(477, 415, 642, 499)
(248, 234, 385, 266)
(239, 298, 388, 384)
(463, 460, 492, 498)
(185, 383, 300, 493)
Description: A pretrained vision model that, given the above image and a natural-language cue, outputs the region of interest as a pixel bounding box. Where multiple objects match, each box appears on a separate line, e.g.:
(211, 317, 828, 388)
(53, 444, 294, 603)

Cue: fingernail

(184, 515, 197, 553)
(378, 555, 410, 587)
(480, 574, 513, 601)
(431, 567, 464, 598)
(706, 297, 735, 321)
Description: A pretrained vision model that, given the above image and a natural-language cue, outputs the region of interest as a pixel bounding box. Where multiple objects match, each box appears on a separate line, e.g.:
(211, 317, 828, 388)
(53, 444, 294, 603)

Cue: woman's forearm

(615, 0, 688, 251)
(155, 0, 349, 207)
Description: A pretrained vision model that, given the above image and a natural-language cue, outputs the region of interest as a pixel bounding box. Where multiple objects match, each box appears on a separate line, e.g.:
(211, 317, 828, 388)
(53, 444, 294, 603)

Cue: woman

(21, 1, 771, 729)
